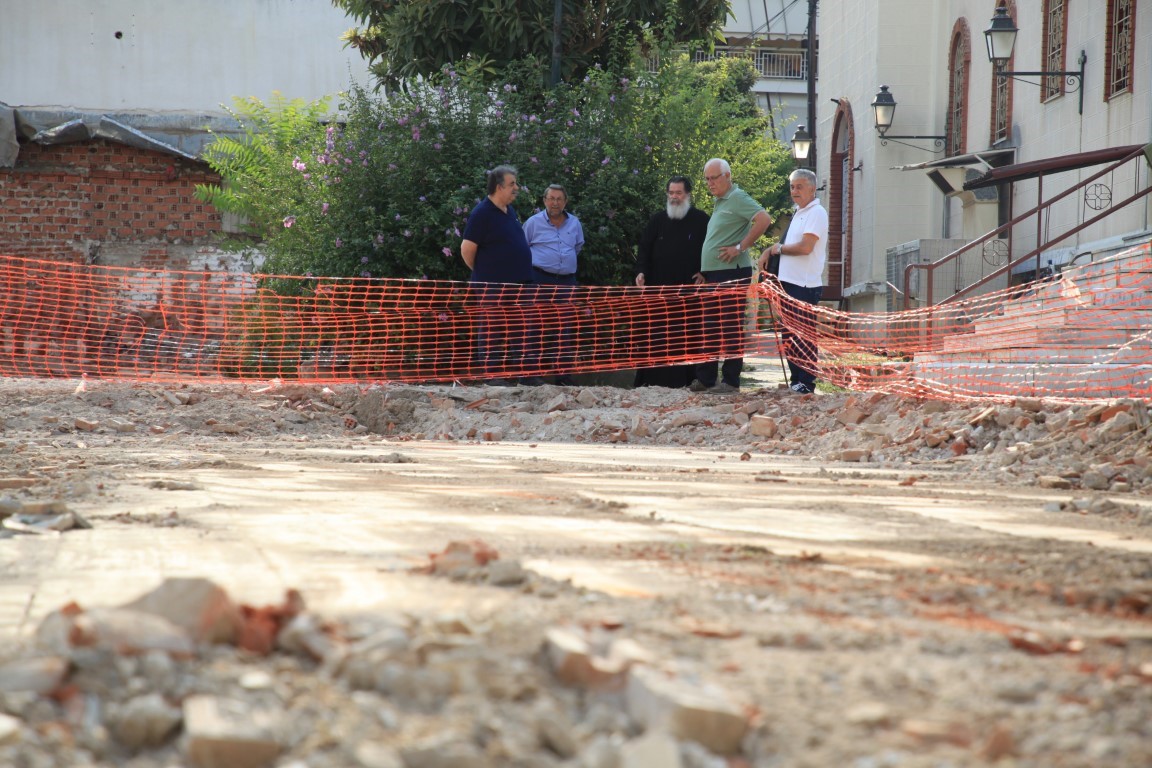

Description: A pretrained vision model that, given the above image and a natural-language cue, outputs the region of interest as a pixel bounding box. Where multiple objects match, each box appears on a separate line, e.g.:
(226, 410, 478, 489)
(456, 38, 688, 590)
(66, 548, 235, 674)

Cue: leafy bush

(197, 55, 795, 287)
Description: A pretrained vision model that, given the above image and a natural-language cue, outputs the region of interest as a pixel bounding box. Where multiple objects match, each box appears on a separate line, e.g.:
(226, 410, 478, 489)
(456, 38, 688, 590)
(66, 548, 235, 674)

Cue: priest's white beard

(667, 196, 692, 220)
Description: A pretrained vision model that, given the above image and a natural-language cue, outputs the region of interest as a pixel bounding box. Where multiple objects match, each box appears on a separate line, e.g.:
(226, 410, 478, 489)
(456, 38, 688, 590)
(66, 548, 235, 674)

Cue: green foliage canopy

(196, 55, 795, 287)
(332, 0, 733, 86)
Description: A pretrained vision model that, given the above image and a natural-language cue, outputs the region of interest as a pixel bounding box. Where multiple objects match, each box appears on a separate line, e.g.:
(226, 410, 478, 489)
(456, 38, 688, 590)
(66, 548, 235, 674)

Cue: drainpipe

(806, 0, 818, 171)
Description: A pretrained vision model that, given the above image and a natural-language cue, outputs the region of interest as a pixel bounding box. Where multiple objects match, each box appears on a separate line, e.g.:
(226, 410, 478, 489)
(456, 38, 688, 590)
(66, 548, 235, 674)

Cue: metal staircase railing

(903, 144, 1152, 310)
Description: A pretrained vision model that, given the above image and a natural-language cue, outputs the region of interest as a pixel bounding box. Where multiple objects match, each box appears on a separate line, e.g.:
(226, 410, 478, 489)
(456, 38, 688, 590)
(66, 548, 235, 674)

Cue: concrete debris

(183, 694, 283, 768)
(625, 664, 748, 754)
(1, 380, 1151, 766)
(121, 577, 243, 645)
(0, 656, 70, 695)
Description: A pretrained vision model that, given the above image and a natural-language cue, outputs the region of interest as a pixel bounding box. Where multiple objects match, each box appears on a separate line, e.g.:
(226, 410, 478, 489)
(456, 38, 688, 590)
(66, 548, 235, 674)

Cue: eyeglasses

(704, 173, 725, 182)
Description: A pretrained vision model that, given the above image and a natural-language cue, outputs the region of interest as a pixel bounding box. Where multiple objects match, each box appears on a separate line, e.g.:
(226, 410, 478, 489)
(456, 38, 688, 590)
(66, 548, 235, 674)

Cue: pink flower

(442, 247, 452, 258)
(283, 216, 296, 228)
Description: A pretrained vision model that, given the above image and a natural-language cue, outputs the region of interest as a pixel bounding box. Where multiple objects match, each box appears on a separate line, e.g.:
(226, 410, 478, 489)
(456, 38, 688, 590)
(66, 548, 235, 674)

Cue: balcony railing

(647, 47, 810, 80)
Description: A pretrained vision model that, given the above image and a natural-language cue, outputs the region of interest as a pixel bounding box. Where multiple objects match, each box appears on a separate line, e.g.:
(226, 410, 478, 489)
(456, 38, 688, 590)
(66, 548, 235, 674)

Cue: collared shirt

(523, 210, 584, 275)
(461, 197, 534, 284)
(700, 184, 763, 272)
(777, 198, 828, 289)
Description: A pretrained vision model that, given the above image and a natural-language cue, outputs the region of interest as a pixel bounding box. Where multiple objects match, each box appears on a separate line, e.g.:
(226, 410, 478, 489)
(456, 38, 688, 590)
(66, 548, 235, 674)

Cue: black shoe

(555, 375, 576, 386)
(789, 382, 814, 395)
(485, 378, 515, 386)
(688, 380, 713, 392)
(518, 376, 547, 386)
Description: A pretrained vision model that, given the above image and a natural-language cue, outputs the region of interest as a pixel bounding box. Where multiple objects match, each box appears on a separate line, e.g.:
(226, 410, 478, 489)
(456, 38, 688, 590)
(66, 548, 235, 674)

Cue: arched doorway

(826, 101, 856, 305)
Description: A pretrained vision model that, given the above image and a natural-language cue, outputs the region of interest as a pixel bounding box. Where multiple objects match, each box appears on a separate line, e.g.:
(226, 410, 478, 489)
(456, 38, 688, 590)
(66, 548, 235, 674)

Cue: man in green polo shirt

(690, 158, 773, 393)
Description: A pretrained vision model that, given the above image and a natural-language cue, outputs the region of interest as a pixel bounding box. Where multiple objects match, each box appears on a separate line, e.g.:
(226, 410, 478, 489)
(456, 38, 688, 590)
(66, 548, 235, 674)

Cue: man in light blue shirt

(523, 184, 585, 383)
(523, 184, 584, 286)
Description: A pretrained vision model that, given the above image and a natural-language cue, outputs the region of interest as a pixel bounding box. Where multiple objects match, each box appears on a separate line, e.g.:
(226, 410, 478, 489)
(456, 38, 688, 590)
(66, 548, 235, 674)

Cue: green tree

(332, 0, 732, 86)
(196, 54, 794, 287)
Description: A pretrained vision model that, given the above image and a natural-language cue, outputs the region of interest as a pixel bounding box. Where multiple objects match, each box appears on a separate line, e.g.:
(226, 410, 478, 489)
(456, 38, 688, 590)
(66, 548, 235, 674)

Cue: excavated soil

(1, 376, 1151, 768)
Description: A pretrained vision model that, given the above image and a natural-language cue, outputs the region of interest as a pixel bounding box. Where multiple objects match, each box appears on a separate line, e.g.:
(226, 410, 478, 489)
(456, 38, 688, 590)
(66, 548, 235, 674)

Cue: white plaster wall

(817, 0, 1151, 311)
(994, 0, 1152, 247)
(0, 0, 372, 113)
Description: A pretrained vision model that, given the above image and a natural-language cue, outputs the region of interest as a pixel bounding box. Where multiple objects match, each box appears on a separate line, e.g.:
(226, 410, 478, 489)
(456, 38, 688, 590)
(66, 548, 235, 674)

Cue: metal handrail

(903, 145, 1151, 309)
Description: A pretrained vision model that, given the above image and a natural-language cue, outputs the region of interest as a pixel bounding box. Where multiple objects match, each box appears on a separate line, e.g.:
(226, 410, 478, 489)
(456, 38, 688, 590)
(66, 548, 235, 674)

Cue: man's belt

(533, 266, 575, 277)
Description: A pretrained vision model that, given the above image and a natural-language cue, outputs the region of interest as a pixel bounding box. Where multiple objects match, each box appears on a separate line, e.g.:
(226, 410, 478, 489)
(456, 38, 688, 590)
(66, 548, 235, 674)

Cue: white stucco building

(719, 0, 816, 145)
(0, 0, 372, 155)
(809, 0, 1150, 310)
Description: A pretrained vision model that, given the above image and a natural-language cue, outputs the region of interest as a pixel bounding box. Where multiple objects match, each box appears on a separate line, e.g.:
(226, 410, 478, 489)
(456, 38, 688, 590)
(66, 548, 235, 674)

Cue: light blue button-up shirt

(523, 210, 585, 275)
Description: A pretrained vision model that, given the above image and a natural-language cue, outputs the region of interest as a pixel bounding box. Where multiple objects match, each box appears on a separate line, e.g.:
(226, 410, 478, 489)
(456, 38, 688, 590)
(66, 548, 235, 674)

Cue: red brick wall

(0, 140, 224, 263)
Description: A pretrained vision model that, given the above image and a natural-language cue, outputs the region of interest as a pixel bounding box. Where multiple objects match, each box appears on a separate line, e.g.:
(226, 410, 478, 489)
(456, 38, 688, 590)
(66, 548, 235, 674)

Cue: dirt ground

(1, 374, 1151, 768)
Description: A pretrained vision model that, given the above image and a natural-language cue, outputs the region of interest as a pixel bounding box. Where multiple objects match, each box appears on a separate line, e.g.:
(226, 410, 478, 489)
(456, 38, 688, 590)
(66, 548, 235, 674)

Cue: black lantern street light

(790, 125, 813, 165)
(983, 3, 1086, 114)
(870, 85, 944, 150)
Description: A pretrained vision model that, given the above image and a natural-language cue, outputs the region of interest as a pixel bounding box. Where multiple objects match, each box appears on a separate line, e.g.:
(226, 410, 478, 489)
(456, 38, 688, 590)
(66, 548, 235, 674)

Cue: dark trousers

(694, 267, 753, 388)
(532, 266, 578, 287)
(531, 268, 578, 373)
(473, 283, 539, 378)
(779, 280, 822, 388)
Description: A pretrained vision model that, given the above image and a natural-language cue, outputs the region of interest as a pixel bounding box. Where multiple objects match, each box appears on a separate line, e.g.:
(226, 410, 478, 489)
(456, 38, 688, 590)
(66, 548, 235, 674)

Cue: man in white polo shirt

(758, 168, 827, 394)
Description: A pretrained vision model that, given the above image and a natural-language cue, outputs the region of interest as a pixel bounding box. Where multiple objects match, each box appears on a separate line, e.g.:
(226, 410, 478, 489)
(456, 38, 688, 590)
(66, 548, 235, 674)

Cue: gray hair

(789, 168, 817, 188)
(704, 158, 731, 175)
(487, 164, 518, 195)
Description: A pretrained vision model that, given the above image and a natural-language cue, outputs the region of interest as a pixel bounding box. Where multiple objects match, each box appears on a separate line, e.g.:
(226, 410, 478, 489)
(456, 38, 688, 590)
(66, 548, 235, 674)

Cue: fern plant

(195, 92, 333, 239)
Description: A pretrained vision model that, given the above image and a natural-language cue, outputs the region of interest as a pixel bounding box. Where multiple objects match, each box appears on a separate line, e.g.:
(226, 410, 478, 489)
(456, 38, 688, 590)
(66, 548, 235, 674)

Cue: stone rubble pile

(352, 384, 1152, 496)
(2, 381, 1150, 541)
(0, 558, 762, 768)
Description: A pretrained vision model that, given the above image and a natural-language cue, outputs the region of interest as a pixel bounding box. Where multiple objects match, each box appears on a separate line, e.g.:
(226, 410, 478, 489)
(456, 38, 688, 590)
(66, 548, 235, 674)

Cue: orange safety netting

(2, 244, 1150, 402)
(763, 242, 1152, 402)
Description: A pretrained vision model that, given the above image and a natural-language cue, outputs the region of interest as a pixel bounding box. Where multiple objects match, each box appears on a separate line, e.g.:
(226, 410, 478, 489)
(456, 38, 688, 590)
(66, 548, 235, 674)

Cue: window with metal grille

(1107, 0, 1135, 97)
(993, 60, 1010, 143)
(1042, 0, 1066, 100)
(948, 34, 968, 156)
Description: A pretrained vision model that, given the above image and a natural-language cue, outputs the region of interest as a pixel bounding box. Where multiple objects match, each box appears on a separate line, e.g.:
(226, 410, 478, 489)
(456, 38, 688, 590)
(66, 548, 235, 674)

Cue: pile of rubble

(0, 552, 761, 768)
(348, 383, 1152, 495)
(2, 380, 1151, 540)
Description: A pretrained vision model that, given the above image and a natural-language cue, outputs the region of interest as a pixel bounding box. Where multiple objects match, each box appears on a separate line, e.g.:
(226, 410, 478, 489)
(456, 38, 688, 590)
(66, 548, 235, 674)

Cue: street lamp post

(983, 3, 1086, 114)
(790, 125, 813, 164)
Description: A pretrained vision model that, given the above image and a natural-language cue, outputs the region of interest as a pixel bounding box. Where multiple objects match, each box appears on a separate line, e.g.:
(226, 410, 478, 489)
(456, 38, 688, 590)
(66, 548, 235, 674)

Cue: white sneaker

(789, 382, 814, 394)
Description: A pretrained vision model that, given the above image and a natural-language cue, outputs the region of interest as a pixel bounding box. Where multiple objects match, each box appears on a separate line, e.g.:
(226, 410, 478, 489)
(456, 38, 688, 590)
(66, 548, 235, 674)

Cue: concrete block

(183, 695, 282, 768)
(625, 665, 747, 754)
(121, 577, 242, 645)
(619, 730, 683, 768)
(0, 656, 69, 694)
(748, 415, 777, 437)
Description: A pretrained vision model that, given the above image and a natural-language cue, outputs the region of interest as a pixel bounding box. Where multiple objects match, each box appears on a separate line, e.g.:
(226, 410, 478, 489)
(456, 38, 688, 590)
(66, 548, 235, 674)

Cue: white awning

(890, 147, 1016, 172)
(892, 148, 1016, 197)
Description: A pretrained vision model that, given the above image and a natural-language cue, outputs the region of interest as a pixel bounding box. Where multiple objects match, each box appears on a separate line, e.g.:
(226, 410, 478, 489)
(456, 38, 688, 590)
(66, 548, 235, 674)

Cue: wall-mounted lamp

(790, 125, 813, 163)
(870, 85, 945, 151)
(984, 3, 1086, 114)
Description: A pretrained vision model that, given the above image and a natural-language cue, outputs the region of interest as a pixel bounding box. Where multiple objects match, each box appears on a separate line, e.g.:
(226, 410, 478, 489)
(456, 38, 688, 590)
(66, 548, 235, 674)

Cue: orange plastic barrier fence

(2, 244, 1150, 402)
(0, 255, 749, 385)
(760, 242, 1152, 402)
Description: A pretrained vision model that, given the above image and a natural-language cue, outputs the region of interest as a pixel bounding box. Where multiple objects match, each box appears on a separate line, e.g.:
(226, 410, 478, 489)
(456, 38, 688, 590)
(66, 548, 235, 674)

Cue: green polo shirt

(700, 183, 763, 272)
